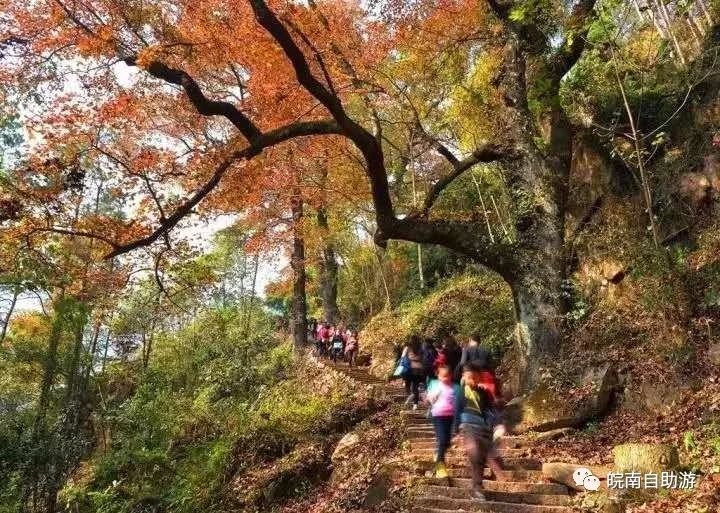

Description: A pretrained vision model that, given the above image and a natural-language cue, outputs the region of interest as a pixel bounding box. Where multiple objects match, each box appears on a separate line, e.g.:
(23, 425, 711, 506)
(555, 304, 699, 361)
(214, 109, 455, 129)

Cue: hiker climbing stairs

(402, 408, 574, 513)
(329, 361, 577, 513)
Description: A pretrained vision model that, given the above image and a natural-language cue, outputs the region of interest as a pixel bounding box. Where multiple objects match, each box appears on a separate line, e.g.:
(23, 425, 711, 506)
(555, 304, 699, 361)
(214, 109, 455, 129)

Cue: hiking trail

(328, 361, 577, 513)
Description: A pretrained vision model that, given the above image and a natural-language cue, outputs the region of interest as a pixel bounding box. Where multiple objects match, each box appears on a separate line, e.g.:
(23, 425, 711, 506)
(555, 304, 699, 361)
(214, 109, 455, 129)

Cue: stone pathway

(330, 362, 577, 513)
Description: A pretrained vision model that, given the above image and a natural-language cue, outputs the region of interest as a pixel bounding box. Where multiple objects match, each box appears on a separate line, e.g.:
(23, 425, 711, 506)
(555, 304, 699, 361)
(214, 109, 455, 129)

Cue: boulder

(542, 462, 613, 491)
(505, 385, 583, 433)
(507, 364, 618, 433)
(583, 363, 619, 417)
(363, 464, 396, 507)
(622, 381, 689, 415)
(612, 443, 679, 474)
(579, 490, 627, 513)
(331, 432, 361, 464)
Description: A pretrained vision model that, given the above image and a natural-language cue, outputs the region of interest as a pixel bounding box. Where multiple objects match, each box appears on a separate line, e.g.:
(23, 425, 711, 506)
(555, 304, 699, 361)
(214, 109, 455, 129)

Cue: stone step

(413, 496, 575, 513)
(340, 375, 385, 384)
(405, 416, 434, 425)
(410, 437, 529, 449)
(425, 478, 568, 495)
(407, 429, 438, 439)
(418, 457, 542, 471)
(422, 485, 571, 506)
(401, 409, 432, 417)
(448, 468, 547, 483)
(344, 375, 384, 381)
(402, 406, 431, 413)
(335, 369, 379, 377)
(410, 447, 529, 459)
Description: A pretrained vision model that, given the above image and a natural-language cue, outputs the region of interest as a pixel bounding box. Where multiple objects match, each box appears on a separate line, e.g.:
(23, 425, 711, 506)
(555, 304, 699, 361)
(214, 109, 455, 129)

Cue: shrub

(361, 271, 514, 377)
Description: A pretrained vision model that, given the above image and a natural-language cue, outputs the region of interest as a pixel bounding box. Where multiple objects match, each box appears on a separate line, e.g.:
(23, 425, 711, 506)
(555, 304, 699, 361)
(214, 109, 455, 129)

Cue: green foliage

(55, 306, 357, 513)
(683, 430, 697, 452)
(361, 271, 514, 376)
(508, 0, 557, 31)
(60, 308, 279, 512)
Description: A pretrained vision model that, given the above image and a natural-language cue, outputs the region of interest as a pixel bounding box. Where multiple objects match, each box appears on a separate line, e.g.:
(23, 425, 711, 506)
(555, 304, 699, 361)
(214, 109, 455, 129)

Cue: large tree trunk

(290, 191, 308, 351)
(507, 146, 567, 391)
(317, 207, 339, 324)
(510, 258, 564, 391)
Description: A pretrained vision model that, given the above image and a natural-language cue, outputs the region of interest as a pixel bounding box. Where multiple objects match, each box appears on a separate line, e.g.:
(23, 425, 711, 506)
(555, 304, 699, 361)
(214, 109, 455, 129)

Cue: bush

(58, 307, 370, 513)
(361, 271, 514, 377)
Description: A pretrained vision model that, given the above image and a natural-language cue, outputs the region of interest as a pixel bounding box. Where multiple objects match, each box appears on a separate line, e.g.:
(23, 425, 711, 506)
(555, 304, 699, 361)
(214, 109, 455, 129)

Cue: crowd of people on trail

(310, 319, 360, 367)
(393, 331, 505, 502)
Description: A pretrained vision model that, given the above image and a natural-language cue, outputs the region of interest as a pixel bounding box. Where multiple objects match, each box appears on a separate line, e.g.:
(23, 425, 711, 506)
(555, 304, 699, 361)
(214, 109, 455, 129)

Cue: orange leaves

(1, 0, 498, 272)
(76, 24, 116, 57)
(135, 46, 164, 70)
(8, 312, 51, 340)
(97, 94, 137, 121)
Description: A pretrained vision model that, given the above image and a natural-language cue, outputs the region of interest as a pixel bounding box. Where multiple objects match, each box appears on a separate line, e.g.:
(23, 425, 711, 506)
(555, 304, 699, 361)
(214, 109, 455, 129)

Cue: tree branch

(249, 0, 395, 223)
(104, 119, 341, 258)
(32, 121, 341, 259)
(248, 0, 345, 123)
(123, 56, 263, 143)
(379, 216, 518, 279)
(27, 227, 121, 250)
(549, 0, 598, 80)
(422, 142, 507, 213)
(486, 0, 513, 20)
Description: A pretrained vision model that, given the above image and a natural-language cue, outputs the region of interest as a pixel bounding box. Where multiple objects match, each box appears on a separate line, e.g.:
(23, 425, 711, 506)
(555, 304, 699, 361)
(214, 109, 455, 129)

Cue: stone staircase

(329, 362, 577, 513)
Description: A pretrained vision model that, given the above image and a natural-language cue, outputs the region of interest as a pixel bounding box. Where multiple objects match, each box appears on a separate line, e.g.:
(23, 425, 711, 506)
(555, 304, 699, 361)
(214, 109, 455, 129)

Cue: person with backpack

(453, 361, 495, 500)
(330, 328, 345, 364)
(426, 365, 460, 479)
(421, 338, 439, 382)
(316, 322, 329, 357)
(440, 333, 462, 383)
(476, 359, 506, 479)
(345, 330, 359, 367)
(401, 335, 426, 410)
(456, 332, 490, 376)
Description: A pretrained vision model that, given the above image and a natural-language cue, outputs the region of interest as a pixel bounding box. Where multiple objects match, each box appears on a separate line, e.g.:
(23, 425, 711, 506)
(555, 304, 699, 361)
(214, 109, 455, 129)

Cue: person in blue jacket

(453, 361, 494, 501)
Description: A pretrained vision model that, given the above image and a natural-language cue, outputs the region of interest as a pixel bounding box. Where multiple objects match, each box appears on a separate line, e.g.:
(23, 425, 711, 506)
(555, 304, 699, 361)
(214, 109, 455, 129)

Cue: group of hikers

(310, 319, 360, 366)
(393, 332, 504, 501)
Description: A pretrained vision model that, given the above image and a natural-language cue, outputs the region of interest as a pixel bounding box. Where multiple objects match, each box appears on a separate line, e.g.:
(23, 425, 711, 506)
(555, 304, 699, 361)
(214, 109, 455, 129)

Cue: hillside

(2, 1, 720, 512)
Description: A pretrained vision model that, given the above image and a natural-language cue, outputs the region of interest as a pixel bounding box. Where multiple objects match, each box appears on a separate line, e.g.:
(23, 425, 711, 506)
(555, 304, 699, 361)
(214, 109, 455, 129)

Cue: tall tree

(290, 188, 308, 350)
(3, 0, 711, 386)
(315, 170, 340, 324)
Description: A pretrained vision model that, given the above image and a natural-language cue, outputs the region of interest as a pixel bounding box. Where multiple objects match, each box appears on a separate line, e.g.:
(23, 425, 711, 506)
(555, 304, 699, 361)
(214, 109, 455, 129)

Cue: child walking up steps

(425, 365, 459, 479)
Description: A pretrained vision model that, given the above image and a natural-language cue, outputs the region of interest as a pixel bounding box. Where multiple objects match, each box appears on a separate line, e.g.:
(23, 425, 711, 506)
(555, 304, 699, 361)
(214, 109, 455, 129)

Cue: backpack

(422, 347, 438, 370)
(464, 345, 490, 369)
(477, 370, 499, 403)
(332, 334, 344, 350)
(393, 354, 411, 378)
(434, 351, 447, 370)
(462, 383, 493, 422)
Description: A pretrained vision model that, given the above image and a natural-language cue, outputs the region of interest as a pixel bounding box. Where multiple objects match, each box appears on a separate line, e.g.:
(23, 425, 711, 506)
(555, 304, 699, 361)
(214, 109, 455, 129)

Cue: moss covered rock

(507, 364, 618, 433)
(612, 443, 679, 474)
(505, 383, 585, 433)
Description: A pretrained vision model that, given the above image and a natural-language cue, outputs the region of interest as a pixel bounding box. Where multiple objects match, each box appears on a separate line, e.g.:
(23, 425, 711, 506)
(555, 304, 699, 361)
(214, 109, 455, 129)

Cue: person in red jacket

(476, 366, 505, 479)
(317, 323, 330, 357)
